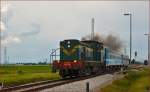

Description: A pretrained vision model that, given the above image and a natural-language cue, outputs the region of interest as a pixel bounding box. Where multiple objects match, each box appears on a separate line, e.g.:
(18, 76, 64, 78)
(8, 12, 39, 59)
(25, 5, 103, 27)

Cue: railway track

(0, 79, 63, 92)
(0, 70, 117, 92)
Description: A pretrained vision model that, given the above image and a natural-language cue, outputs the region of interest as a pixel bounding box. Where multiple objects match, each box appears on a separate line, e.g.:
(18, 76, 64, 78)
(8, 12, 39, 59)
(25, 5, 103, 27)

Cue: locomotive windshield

(60, 40, 80, 61)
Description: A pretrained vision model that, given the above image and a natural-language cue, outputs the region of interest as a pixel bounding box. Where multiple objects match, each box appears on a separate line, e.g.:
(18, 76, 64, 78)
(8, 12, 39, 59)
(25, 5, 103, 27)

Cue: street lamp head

(124, 13, 131, 16)
(144, 34, 150, 36)
(144, 34, 148, 35)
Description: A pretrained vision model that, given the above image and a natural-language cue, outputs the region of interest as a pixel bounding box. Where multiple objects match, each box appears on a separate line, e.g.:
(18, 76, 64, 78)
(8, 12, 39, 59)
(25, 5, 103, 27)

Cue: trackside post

(0, 82, 3, 90)
(86, 82, 89, 92)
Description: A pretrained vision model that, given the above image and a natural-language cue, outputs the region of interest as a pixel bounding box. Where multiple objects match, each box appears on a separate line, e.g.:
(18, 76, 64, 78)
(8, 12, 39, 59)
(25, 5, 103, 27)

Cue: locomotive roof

(63, 39, 79, 41)
(81, 40, 103, 45)
(61, 39, 103, 48)
(62, 39, 103, 44)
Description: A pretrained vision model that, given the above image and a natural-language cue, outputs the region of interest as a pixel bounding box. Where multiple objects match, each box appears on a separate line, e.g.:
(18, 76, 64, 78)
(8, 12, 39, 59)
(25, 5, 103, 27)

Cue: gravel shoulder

(40, 74, 120, 92)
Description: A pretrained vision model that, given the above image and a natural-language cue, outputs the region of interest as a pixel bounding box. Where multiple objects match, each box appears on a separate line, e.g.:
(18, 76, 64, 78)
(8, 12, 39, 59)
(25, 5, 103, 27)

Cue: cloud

(20, 23, 40, 37)
(0, 21, 6, 31)
(1, 3, 13, 23)
(1, 3, 10, 13)
(0, 3, 11, 32)
(1, 3, 40, 46)
(1, 22, 41, 46)
(0, 3, 17, 46)
(1, 35, 22, 45)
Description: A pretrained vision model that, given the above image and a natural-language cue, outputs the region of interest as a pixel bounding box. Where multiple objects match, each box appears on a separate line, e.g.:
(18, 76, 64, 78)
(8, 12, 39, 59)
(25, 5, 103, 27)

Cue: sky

(0, 1, 149, 64)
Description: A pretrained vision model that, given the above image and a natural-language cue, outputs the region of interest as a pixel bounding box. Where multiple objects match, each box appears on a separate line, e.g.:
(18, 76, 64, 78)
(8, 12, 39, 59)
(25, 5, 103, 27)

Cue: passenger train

(52, 39, 129, 78)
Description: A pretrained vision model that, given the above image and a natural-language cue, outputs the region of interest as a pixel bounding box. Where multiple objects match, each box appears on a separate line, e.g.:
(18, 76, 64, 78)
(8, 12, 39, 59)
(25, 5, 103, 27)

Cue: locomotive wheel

(70, 69, 79, 77)
(85, 68, 92, 76)
(59, 70, 67, 78)
(59, 69, 80, 78)
(74, 69, 79, 77)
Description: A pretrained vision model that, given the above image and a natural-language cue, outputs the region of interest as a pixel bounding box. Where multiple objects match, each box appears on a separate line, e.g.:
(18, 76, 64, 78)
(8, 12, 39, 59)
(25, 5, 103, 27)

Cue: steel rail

(0, 79, 63, 92)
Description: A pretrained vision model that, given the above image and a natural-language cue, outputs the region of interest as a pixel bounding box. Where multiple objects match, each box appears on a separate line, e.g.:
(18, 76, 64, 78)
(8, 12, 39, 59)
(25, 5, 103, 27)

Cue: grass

(100, 67, 150, 92)
(0, 65, 60, 87)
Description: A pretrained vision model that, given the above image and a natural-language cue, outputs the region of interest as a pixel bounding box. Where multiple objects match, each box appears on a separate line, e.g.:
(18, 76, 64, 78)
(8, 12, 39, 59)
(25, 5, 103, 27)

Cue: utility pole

(144, 0, 150, 66)
(4, 46, 7, 64)
(124, 48, 127, 55)
(0, 49, 1, 65)
(148, 33, 150, 66)
(144, 34, 150, 66)
(91, 18, 95, 40)
(148, 0, 150, 66)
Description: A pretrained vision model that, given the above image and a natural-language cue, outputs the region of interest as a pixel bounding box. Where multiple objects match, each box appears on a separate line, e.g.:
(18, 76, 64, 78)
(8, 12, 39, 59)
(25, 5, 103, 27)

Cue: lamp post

(144, 33, 150, 66)
(124, 13, 132, 64)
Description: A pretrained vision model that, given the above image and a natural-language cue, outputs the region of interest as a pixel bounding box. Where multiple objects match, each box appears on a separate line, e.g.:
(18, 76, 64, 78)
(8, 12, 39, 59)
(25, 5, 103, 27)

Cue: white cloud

(1, 3, 10, 13)
(0, 3, 10, 32)
(0, 21, 6, 31)
(1, 35, 22, 45)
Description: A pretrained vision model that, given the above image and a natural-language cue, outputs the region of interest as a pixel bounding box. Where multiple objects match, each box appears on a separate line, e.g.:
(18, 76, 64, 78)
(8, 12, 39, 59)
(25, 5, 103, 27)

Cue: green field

(0, 65, 60, 87)
(100, 67, 150, 92)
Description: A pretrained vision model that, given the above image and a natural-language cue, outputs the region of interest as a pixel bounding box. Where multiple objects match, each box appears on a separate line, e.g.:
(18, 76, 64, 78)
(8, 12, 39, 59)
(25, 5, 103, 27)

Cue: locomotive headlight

(74, 60, 77, 63)
(67, 45, 70, 48)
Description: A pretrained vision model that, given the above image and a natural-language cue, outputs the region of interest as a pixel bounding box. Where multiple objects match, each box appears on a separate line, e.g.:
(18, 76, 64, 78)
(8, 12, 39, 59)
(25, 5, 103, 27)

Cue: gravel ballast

(40, 74, 114, 92)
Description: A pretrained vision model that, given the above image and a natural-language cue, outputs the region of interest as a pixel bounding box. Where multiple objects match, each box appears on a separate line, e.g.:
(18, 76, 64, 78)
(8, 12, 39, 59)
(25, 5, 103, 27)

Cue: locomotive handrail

(50, 48, 60, 64)
(50, 48, 60, 73)
(50, 48, 60, 55)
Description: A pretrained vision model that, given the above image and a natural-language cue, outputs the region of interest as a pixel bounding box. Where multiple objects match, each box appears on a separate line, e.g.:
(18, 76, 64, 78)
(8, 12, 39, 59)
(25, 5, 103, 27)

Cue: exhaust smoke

(81, 33, 124, 52)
